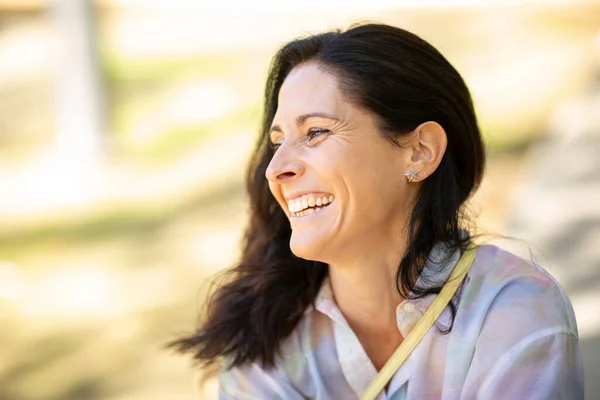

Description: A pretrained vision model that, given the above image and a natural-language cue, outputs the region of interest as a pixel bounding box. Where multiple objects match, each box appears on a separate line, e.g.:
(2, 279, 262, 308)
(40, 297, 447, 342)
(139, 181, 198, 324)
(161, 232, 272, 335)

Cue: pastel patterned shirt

(219, 244, 584, 399)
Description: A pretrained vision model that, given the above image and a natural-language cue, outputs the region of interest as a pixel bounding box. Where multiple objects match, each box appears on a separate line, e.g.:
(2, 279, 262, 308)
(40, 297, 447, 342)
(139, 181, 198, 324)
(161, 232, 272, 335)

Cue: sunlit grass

(102, 53, 244, 84)
(128, 102, 261, 163)
(103, 51, 264, 164)
(0, 175, 245, 262)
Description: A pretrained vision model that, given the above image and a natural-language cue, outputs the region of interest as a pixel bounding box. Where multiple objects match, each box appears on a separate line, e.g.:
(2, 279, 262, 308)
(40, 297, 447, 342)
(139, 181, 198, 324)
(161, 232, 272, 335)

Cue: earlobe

(405, 121, 447, 182)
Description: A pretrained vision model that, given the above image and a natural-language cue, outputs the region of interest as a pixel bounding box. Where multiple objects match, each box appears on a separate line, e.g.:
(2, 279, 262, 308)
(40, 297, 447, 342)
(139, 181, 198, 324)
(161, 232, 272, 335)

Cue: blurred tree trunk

(53, 0, 105, 161)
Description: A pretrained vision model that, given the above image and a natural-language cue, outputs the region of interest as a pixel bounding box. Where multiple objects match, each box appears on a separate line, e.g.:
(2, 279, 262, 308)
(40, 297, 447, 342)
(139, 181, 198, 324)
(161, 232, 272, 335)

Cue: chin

(289, 234, 325, 262)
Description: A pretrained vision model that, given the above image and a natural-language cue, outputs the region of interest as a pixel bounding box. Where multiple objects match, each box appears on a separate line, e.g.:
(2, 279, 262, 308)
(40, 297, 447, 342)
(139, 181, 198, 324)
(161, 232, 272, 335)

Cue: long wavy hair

(167, 23, 485, 370)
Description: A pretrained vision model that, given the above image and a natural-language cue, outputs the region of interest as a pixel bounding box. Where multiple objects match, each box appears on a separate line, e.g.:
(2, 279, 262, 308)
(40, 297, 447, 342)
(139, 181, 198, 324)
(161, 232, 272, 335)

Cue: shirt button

(403, 302, 416, 313)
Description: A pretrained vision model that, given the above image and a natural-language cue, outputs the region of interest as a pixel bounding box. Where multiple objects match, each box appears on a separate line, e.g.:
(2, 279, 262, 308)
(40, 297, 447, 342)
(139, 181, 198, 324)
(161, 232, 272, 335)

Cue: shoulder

(219, 354, 307, 400)
(218, 315, 318, 398)
(456, 245, 584, 398)
(461, 244, 578, 338)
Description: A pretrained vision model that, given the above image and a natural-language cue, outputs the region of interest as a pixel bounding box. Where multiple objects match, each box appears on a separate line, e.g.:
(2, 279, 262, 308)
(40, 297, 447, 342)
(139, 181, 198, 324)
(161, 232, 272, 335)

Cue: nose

(265, 142, 306, 183)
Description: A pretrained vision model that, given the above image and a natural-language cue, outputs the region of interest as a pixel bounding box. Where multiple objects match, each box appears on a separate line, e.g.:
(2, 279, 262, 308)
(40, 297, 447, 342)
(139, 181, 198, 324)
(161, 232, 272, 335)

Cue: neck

(327, 245, 407, 371)
(327, 242, 405, 338)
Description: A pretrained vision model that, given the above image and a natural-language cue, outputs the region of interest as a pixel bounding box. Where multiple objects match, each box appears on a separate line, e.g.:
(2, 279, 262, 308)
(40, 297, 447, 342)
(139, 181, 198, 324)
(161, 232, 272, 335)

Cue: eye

(307, 128, 330, 141)
(269, 128, 329, 152)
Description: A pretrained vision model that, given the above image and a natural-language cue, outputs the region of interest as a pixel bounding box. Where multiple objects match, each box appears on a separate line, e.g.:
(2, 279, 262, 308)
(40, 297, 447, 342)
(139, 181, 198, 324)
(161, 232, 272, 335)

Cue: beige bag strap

(359, 246, 479, 400)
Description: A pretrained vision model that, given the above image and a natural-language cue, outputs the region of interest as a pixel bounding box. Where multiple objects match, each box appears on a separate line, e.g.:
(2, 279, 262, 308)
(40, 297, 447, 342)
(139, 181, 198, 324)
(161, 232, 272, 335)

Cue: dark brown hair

(167, 23, 485, 370)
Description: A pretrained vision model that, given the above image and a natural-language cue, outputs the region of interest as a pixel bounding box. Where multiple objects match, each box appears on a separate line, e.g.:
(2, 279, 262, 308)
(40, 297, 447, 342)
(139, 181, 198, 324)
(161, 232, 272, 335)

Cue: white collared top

(219, 244, 583, 399)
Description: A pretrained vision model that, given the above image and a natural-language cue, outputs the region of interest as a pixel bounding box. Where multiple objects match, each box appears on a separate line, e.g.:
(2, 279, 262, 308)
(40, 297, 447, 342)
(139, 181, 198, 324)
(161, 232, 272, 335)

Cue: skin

(265, 63, 448, 371)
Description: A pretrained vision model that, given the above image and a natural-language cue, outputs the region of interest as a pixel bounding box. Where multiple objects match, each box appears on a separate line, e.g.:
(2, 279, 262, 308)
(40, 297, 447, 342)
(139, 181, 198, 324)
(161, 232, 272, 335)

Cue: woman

(169, 24, 583, 399)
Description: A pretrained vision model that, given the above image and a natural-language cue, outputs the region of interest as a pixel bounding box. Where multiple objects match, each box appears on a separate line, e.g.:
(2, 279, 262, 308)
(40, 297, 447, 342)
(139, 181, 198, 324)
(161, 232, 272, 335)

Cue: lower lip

(289, 202, 332, 220)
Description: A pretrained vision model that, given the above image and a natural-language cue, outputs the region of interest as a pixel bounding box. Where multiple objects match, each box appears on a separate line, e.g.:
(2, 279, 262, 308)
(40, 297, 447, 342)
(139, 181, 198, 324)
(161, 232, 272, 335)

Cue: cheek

(345, 158, 407, 215)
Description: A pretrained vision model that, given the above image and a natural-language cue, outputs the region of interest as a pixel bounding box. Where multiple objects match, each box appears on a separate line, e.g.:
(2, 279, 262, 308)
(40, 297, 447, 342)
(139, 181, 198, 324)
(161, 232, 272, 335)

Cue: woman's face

(266, 63, 416, 265)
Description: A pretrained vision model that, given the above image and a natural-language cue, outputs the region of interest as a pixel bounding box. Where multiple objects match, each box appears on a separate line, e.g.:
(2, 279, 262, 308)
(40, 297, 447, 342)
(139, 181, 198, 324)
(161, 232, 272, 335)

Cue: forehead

(276, 63, 345, 117)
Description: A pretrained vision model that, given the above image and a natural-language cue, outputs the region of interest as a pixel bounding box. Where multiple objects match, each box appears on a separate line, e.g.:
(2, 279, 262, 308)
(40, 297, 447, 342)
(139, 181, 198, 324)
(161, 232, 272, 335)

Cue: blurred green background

(0, 1, 599, 399)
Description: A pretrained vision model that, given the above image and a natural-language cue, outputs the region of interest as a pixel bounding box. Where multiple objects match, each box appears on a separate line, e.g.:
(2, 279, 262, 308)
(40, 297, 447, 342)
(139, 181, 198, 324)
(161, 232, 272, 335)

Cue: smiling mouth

(291, 201, 332, 218)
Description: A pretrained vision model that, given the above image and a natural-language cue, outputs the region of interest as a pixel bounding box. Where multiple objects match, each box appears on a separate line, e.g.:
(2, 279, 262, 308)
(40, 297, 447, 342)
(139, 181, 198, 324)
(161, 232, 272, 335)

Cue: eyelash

(271, 128, 330, 151)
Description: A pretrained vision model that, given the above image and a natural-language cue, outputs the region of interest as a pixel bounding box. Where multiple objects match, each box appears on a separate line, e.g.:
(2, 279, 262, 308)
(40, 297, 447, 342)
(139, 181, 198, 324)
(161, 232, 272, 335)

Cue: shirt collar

(312, 274, 350, 328)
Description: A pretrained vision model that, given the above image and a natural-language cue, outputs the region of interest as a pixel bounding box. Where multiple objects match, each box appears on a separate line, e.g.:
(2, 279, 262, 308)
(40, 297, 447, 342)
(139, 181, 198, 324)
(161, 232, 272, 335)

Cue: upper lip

(284, 190, 331, 201)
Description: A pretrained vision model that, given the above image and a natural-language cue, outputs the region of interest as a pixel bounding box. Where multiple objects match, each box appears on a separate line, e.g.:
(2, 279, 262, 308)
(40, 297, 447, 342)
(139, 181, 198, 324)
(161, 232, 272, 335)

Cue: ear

(405, 121, 447, 182)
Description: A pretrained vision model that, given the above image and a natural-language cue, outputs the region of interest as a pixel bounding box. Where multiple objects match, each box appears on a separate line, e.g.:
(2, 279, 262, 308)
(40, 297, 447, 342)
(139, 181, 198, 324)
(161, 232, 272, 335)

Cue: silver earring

(404, 167, 420, 183)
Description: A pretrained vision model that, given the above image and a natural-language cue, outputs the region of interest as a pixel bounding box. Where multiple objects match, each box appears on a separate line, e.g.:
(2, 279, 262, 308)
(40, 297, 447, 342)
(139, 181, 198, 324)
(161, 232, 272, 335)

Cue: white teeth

(287, 194, 335, 215)
(291, 204, 327, 218)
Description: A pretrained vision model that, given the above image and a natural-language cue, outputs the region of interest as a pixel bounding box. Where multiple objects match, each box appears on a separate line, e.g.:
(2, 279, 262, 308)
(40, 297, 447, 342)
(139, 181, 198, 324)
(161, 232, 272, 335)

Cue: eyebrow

(270, 112, 340, 133)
